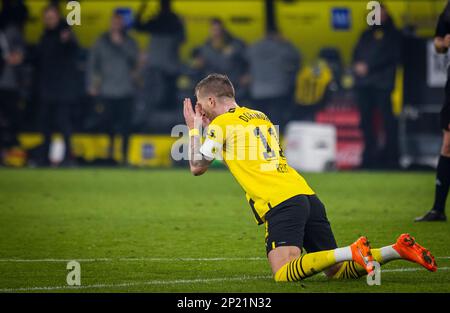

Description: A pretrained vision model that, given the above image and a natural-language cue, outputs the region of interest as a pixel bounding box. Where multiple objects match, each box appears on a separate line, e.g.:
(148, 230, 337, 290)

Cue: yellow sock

(331, 261, 366, 279)
(274, 247, 396, 281)
(331, 248, 385, 280)
(274, 250, 337, 282)
(372, 248, 383, 264)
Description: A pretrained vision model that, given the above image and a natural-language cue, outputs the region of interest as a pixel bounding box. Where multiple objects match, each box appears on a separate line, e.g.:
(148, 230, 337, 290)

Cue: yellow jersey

(199, 106, 315, 224)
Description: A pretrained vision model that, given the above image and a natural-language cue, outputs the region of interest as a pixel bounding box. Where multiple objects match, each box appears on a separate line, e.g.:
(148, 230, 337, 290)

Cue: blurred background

(0, 0, 447, 171)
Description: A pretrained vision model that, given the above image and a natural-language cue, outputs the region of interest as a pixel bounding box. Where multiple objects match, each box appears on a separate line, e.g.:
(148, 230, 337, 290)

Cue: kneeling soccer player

(183, 73, 438, 282)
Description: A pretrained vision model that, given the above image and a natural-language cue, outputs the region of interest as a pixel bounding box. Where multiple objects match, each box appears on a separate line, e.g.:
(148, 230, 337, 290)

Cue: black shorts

(264, 194, 337, 255)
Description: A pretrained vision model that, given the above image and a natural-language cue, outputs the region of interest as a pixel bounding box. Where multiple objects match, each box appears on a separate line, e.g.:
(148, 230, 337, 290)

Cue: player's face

(195, 92, 215, 120)
(43, 8, 60, 30)
(110, 15, 125, 32)
(210, 23, 223, 40)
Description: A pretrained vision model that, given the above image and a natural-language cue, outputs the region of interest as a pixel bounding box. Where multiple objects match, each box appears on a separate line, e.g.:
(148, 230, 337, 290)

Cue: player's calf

(272, 237, 374, 282)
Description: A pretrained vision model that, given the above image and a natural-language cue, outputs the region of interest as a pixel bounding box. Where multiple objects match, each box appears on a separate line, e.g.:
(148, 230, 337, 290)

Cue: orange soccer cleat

(392, 233, 437, 272)
(350, 236, 374, 274)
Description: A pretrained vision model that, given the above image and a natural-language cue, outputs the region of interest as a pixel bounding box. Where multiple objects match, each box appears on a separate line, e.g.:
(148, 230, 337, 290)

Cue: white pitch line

(0, 257, 267, 263)
(383, 266, 449, 272)
(1, 267, 448, 293)
(0, 256, 449, 263)
(0, 275, 272, 293)
(119, 257, 266, 262)
(0, 258, 110, 263)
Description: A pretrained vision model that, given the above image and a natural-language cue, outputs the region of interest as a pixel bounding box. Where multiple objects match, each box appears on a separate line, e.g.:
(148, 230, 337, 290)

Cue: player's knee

(268, 246, 300, 275)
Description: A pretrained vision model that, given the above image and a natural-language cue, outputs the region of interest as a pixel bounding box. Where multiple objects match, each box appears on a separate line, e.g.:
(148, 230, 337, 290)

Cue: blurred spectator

(198, 18, 247, 99)
(186, 47, 207, 87)
(0, 0, 29, 33)
(246, 28, 300, 128)
(134, 0, 185, 110)
(0, 22, 25, 155)
(35, 5, 80, 166)
(87, 12, 138, 165)
(352, 5, 401, 169)
(415, 2, 450, 222)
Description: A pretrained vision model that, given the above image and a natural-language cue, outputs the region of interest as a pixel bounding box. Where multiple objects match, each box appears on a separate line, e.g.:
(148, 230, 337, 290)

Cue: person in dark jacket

(35, 5, 80, 166)
(0, 23, 25, 156)
(352, 5, 401, 169)
(198, 18, 248, 100)
(134, 0, 184, 110)
(0, 0, 27, 162)
(0, 0, 28, 33)
(87, 12, 139, 165)
(246, 28, 300, 129)
(415, 1, 450, 222)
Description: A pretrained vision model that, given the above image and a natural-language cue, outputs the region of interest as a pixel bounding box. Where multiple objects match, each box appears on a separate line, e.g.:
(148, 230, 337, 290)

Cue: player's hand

(196, 103, 211, 128)
(354, 62, 368, 77)
(60, 29, 71, 43)
(434, 37, 448, 53)
(183, 98, 202, 130)
(444, 34, 450, 48)
(6, 51, 23, 66)
(201, 115, 210, 128)
(88, 86, 99, 97)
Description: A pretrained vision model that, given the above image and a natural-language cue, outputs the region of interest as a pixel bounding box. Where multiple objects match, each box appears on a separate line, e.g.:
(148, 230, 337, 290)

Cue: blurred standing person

(134, 0, 185, 110)
(0, 4, 26, 160)
(352, 5, 401, 169)
(35, 5, 79, 166)
(88, 12, 138, 165)
(246, 28, 300, 129)
(199, 18, 247, 99)
(0, 0, 29, 33)
(415, 2, 450, 222)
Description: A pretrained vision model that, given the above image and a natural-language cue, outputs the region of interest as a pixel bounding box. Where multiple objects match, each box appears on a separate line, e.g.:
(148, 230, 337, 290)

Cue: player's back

(206, 106, 315, 224)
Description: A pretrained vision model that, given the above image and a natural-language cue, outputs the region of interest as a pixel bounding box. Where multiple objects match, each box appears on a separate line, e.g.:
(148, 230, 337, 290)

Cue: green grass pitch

(0, 168, 449, 293)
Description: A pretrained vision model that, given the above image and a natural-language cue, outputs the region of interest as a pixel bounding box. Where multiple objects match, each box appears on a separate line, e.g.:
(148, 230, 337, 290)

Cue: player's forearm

(189, 134, 210, 175)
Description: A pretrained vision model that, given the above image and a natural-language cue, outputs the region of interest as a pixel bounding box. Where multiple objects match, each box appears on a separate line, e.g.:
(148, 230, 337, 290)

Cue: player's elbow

(190, 165, 207, 176)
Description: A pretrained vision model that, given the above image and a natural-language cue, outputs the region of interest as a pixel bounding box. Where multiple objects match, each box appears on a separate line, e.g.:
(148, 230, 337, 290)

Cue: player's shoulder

(236, 107, 272, 124)
(206, 108, 242, 141)
(210, 106, 243, 124)
(229, 106, 269, 120)
(210, 106, 270, 127)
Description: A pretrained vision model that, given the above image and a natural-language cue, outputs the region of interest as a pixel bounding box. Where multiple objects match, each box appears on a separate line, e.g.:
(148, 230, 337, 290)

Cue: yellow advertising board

(12, 133, 177, 167)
